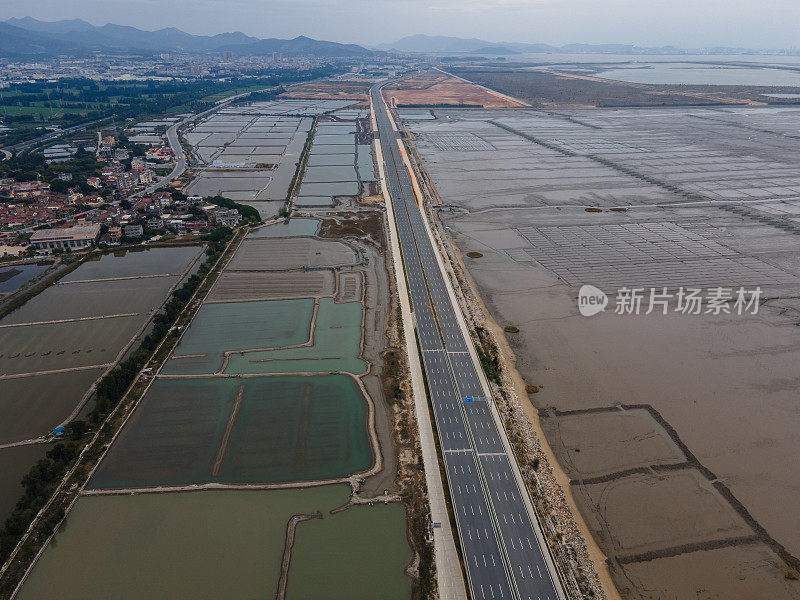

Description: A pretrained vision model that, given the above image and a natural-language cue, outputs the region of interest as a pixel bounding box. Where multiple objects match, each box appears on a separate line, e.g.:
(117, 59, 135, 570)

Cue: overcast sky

(1, 0, 798, 49)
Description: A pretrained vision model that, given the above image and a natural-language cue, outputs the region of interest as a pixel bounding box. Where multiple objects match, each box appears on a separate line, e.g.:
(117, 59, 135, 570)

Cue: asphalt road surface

(372, 83, 564, 600)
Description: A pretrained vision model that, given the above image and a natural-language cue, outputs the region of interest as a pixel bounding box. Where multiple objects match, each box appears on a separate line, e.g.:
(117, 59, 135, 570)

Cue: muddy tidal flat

(404, 106, 800, 599)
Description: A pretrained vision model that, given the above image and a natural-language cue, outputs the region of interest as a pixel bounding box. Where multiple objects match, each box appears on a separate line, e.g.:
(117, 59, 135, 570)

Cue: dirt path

(0, 363, 113, 380)
(211, 384, 245, 476)
(0, 438, 47, 450)
(275, 511, 323, 600)
(0, 313, 139, 329)
(58, 273, 179, 285)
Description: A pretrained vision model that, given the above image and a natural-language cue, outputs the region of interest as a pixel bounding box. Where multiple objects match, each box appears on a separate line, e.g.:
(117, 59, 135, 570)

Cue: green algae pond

(162, 298, 314, 375)
(225, 297, 366, 376)
(15, 486, 352, 600)
(287, 503, 412, 600)
(89, 375, 371, 488)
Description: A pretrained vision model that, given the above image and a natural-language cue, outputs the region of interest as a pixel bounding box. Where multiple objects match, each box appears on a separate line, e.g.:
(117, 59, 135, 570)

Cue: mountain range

(0, 17, 375, 58)
(1, 20, 763, 60)
(377, 34, 687, 55)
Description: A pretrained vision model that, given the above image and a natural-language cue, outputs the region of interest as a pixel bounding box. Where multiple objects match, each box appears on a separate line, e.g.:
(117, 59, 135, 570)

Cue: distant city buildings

(0, 51, 406, 88)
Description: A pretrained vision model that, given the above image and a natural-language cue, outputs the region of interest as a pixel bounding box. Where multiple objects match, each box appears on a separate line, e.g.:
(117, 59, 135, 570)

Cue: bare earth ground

(403, 106, 800, 599)
(281, 79, 372, 101)
(383, 71, 524, 108)
(448, 67, 772, 109)
(453, 65, 800, 108)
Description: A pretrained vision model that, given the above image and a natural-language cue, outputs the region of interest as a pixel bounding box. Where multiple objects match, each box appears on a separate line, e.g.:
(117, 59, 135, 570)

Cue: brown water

(287, 503, 412, 600)
(0, 444, 49, 522)
(16, 486, 351, 600)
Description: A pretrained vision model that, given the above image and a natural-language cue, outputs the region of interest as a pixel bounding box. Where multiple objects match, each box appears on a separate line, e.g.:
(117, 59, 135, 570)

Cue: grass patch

(474, 327, 501, 386)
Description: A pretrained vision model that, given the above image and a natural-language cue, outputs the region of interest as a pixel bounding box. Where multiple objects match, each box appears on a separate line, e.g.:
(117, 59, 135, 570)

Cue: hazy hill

(470, 46, 521, 55)
(378, 34, 496, 53)
(220, 35, 375, 57)
(1, 17, 375, 57)
(381, 34, 689, 56)
(0, 22, 86, 56)
(6, 16, 95, 33)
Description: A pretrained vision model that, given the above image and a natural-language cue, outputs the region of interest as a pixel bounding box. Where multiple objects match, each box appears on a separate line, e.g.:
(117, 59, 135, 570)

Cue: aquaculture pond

(89, 375, 371, 488)
(16, 486, 352, 600)
(162, 298, 314, 375)
(225, 297, 366, 376)
(60, 246, 200, 282)
(287, 503, 412, 600)
(0, 262, 50, 294)
(248, 218, 320, 238)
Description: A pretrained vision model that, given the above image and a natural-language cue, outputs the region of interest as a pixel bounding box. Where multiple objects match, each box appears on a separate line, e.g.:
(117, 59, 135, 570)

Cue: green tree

(48, 179, 70, 194)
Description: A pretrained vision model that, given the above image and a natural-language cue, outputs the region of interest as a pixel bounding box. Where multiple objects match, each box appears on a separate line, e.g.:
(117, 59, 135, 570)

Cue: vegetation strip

(285, 116, 318, 212)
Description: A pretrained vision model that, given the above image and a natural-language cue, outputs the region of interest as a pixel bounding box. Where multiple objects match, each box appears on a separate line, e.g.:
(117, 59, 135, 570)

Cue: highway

(371, 83, 564, 600)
